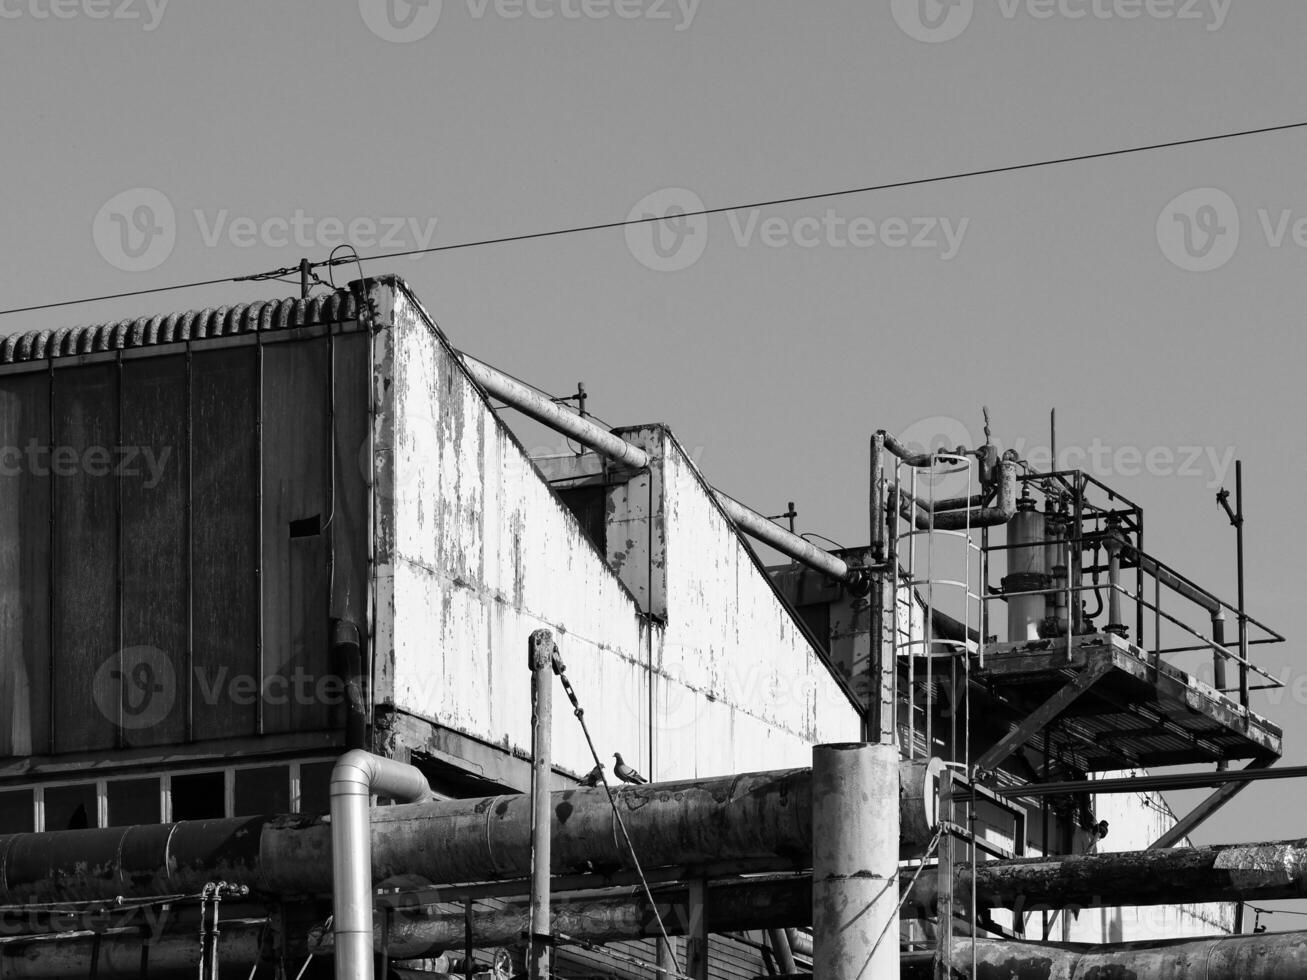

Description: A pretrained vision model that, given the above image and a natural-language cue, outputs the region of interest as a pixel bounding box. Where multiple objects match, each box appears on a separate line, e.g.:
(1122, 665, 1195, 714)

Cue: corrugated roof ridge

(0, 289, 359, 364)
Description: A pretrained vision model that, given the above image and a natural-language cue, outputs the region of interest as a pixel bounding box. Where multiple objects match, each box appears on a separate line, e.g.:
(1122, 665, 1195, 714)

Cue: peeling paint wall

(372, 282, 860, 782)
(1071, 774, 1235, 942)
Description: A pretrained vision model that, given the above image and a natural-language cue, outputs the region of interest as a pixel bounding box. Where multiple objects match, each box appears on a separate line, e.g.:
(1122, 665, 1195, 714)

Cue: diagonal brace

(975, 660, 1113, 774)
(1148, 756, 1275, 849)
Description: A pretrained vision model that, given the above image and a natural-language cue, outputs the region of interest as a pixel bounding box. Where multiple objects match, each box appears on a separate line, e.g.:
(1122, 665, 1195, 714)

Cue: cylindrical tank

(1002, 498, 1048, 642)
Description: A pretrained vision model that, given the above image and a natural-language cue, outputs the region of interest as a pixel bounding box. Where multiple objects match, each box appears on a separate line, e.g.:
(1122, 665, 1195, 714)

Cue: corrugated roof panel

(0, 289, 359, 364)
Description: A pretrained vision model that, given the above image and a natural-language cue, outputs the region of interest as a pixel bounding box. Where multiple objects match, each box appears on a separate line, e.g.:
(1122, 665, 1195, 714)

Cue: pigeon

(581, 764, 605, 787)
(613, 753, 647, 785)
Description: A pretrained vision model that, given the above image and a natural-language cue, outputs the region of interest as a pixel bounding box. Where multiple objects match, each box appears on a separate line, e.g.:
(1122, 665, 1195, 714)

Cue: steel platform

(970, 631, 1282, 774)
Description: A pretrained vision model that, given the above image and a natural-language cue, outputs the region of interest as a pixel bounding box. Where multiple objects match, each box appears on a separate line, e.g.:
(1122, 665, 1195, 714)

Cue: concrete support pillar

(813, 743, 900, 980)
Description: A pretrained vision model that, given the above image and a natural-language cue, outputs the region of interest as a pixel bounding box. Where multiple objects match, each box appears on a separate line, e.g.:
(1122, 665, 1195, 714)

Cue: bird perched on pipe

(613, 753, 646, 784)
(581, 764, 605, 787)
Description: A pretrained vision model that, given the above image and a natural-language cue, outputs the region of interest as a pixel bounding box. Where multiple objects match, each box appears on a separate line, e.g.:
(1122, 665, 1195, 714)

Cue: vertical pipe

(936, 769, 954, 980)
(528, 630, 556, 980)
(813, 743, 900, 980)
(656, 939, 678, 979)
(1212, 609, 1229, 748)
(1236, 461, 1248, 708)
(330, 751, 433, 980)
(687, 879, 709, 980)
(869, 434, 887, 743)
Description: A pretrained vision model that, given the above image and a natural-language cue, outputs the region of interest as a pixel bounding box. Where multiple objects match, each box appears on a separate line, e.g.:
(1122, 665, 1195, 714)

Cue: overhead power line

(3, 119, 1306, 320)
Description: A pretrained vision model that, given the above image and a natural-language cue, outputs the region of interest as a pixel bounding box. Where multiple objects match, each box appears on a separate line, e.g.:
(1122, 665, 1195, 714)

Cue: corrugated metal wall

(0, 327, 369, 756)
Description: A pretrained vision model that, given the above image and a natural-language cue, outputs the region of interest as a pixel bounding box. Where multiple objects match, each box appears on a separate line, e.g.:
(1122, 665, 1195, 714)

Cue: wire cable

(553, 662, 686, 979)
(314, 120, 1307, 269)
(1, 120, 1305, 320)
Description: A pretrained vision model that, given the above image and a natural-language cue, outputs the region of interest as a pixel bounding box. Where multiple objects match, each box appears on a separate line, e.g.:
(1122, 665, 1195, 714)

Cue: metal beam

(986, 757, 1289, 798)
(974, 661, 1112, 774)
(1149, 756, 1274, 849)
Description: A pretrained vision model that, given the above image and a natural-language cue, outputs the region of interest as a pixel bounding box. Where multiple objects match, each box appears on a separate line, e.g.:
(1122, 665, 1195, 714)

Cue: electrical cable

(3, 120, 1306, 319)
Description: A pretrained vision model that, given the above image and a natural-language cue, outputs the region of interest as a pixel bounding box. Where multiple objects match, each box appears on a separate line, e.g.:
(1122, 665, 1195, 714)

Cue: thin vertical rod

(1236, 460, 1248, 707)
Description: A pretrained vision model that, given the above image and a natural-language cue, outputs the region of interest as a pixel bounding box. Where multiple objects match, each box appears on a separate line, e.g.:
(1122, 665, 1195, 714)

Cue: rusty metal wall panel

(191, 346, 260, 740)
(330, 332, 371, 633)
(0, 373, 51, 756)
(51, 365, 118, 753)
(261, 340, 334, 735)
(119, 356, 188, 747)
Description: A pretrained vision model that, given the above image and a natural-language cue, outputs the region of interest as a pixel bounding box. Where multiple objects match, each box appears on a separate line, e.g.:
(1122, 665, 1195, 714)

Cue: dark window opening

(45, 783, 98, 830)
(0, 790, 35, 833)
(171, 771, 226, 820)
(235, 766, 289, 816)
(107, 778, 160, 827)
(299, 761, 334, 814)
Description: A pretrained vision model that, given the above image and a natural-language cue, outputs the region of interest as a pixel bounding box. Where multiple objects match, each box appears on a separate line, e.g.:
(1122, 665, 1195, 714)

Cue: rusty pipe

(713, 490, 866, 585)
(901, 934, 1307, 980)
(458, 352, 651, 470)
(0, 763, 940, 905)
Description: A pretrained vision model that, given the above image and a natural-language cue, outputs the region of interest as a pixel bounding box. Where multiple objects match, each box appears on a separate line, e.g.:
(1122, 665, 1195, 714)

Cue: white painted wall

(371, 280, 861, 782)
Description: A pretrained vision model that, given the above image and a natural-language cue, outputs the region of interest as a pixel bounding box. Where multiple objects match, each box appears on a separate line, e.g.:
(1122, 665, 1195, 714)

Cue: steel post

(528, 630, 558, 979)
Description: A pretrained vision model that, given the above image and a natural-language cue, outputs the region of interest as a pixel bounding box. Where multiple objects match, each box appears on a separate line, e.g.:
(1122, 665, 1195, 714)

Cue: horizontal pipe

(458, 352, 651, 470)
(905, 836, 1307, 914)
(0, 763, 939, 905)
(904, 933, 1307, 980)
(460, 351, 864, 586)
(15, 838, 1307, 979)
(713, 490, 856, 583)
(1129, 546, 1222, 614)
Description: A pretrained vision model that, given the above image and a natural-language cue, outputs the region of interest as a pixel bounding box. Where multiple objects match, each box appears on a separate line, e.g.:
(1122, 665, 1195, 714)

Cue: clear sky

(3, 0, 1305, 924)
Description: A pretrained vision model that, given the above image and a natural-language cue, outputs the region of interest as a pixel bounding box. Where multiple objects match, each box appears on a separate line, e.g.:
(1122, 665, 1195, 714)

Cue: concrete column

(813, 743, 900, 980)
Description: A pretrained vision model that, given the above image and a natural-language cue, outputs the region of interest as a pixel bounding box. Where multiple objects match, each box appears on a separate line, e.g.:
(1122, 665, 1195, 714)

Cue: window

(0, 790, 35, 833)
(299, 761, 334, 814)
(107, 778, 161, 827)
(44, 783, 98, 830)
(170, 771, 226, 821)
(234, 766, 289, 816)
